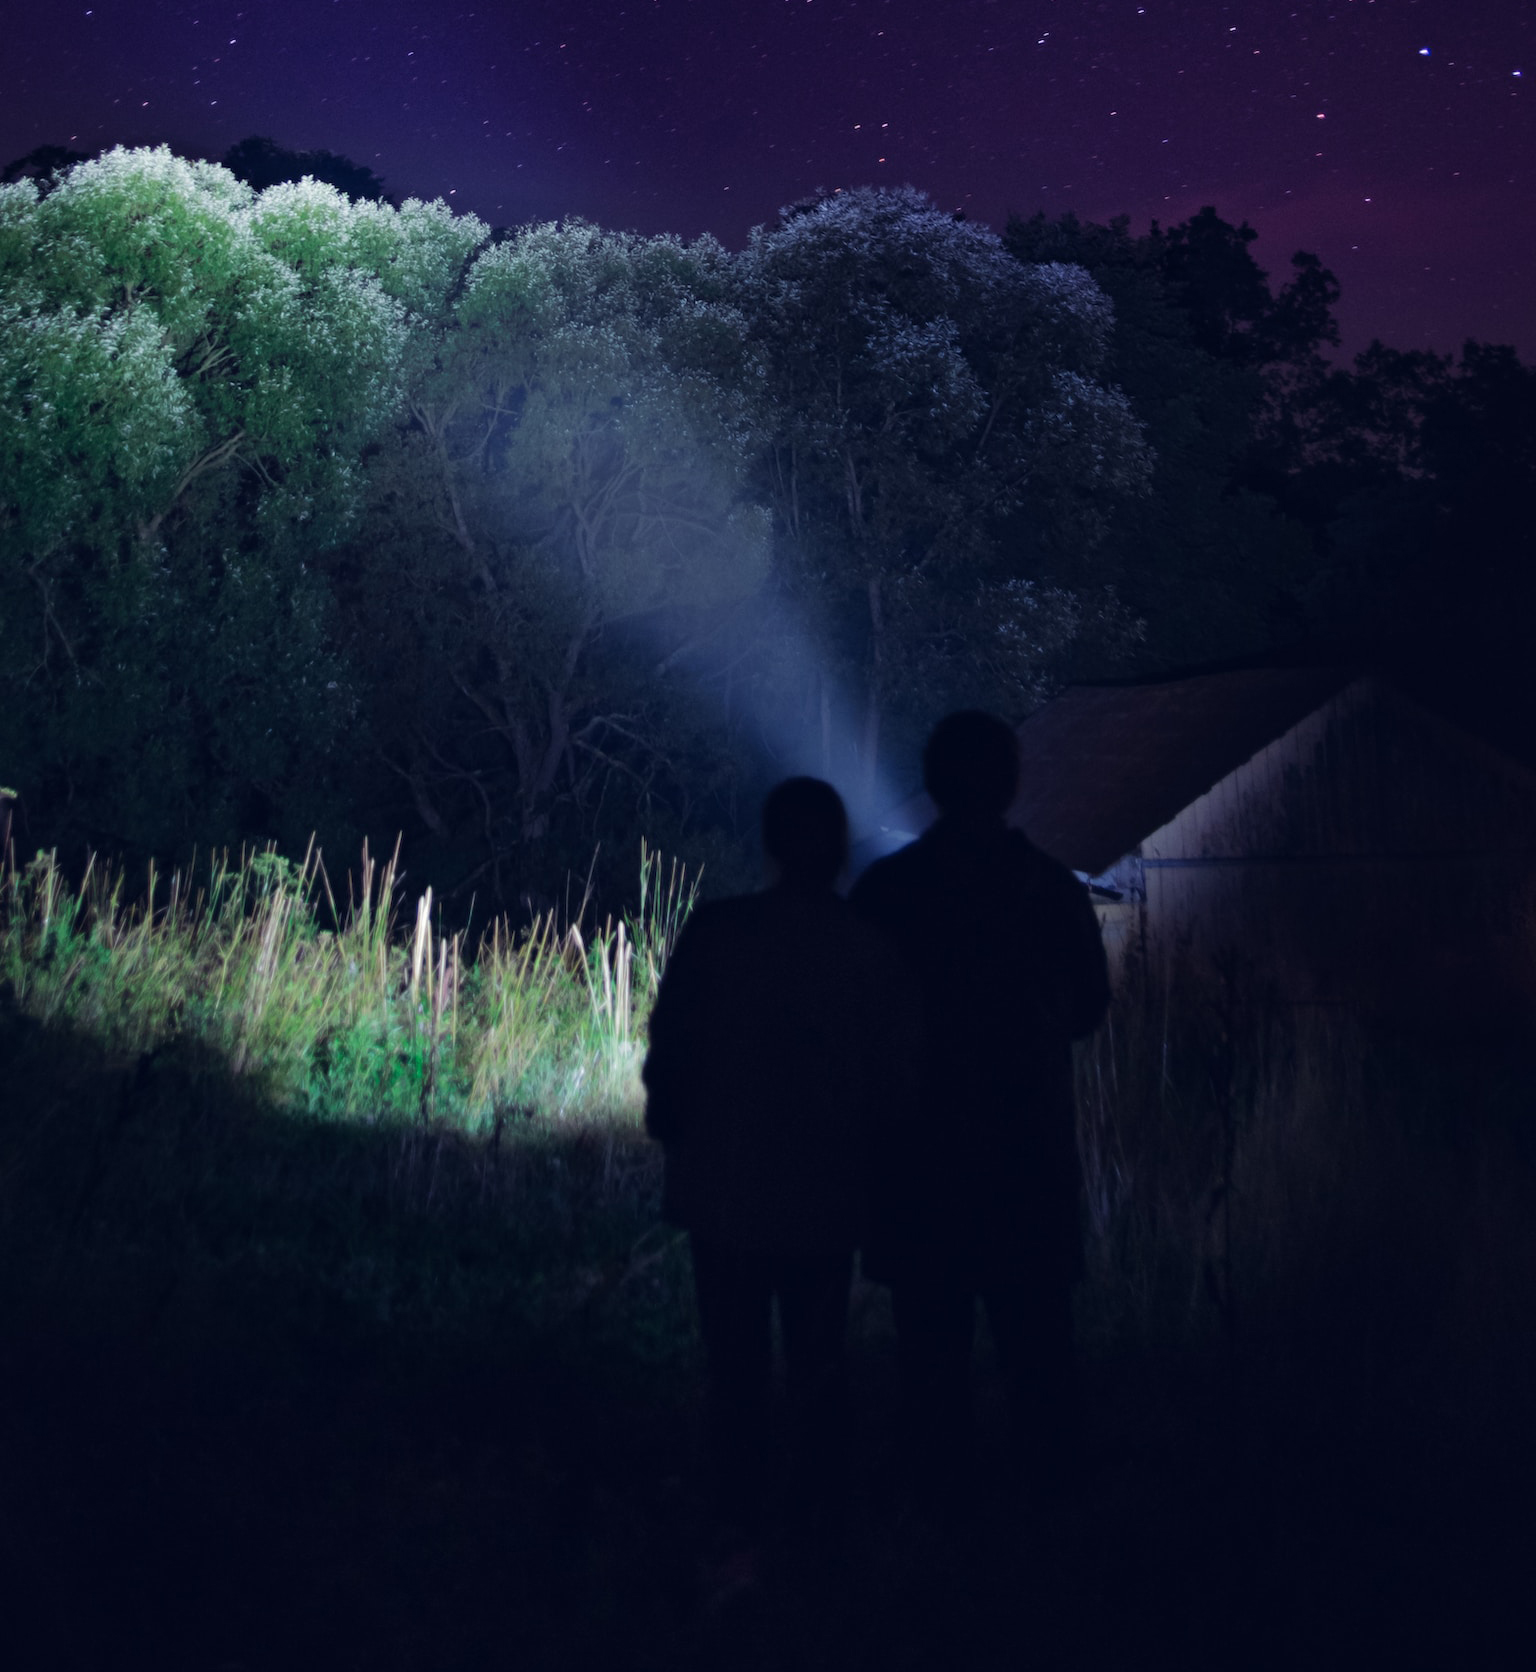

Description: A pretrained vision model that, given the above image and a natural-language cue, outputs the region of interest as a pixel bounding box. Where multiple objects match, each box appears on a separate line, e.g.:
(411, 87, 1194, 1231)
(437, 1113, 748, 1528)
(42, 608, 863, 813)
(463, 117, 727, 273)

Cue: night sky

(6, 0, 1531, 359)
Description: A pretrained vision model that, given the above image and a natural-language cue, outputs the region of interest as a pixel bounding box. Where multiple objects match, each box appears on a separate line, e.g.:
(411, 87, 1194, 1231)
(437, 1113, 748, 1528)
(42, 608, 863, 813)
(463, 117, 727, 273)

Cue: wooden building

(882, 669, 1536, 1033)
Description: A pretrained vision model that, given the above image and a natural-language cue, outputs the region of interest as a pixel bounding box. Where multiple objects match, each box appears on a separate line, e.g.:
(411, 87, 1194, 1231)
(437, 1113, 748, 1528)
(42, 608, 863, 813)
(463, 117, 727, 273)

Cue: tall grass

(10, 828, 1532, 1440)
(1073, 938, 1536, 1444)
(0, 836, 698, 1130)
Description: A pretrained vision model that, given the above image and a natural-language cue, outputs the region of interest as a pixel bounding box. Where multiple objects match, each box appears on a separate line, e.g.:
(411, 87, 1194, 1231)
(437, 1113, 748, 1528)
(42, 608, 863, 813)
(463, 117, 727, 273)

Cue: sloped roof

(887, 667, 1355, 876)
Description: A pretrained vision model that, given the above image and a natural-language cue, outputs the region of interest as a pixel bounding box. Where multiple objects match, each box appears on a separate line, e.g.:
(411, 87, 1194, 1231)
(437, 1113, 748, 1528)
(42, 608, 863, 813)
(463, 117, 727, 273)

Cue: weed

(0, 837, 697, 1132)
(1073, 942, 1536, 1444)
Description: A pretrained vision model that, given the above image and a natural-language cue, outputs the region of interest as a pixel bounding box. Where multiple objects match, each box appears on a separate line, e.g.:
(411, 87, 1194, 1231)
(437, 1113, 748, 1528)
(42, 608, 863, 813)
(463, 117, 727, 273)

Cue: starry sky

(5, 0, 1531, 359)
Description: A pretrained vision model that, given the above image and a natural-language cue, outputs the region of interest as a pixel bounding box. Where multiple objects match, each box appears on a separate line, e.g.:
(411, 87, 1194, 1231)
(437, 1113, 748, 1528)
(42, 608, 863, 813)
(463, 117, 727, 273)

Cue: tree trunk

(516, 615, 592, 843)
(860, 574, 885, 814)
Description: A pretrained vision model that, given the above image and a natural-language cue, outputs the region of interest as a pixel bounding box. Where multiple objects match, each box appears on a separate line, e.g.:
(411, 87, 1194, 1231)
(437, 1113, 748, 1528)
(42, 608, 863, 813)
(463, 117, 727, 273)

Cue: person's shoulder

(696, 885, 867, 940)
(768, 886, 874, 944)
(850, 838, 929, 900)
(1004, 830, 1099, 914)
(689, 889, 773, 924)
(667, 891, 764, 954)
(1005, 829, 1079, 882)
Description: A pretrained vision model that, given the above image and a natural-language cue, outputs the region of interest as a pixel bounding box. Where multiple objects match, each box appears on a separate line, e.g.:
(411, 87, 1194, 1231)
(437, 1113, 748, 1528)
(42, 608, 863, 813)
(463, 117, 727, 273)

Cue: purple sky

(6, 0, 1531, 359)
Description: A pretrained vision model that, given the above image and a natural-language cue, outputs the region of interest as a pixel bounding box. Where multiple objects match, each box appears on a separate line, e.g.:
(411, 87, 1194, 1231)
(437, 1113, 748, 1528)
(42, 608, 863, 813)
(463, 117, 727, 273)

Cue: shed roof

(888, 666, 1355, 876)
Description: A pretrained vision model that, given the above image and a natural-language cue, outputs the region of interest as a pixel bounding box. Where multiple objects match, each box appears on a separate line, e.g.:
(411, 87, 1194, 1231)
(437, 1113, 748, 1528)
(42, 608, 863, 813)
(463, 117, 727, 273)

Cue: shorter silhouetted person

(850, 711, 1110, 1506)
(643, 777, 920, 1555)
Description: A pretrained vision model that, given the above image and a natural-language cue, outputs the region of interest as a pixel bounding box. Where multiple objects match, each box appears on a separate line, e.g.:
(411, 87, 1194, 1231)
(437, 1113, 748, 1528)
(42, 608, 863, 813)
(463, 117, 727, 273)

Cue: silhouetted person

(849, 711, 1110, 1506)
(643, 777, 920, 1555)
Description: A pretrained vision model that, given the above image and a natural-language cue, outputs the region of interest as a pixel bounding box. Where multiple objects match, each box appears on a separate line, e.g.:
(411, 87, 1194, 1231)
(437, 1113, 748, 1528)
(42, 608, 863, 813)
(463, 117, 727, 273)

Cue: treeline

(2, 145, 1530, 910)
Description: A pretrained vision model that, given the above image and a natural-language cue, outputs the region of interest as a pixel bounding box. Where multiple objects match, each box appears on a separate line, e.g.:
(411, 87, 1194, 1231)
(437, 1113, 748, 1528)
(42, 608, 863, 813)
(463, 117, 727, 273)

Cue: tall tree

(338, 220, 769, 899)
(739, 187, 1148, 808)
(1004, 210, 1317, 672)
(1296, 339, 1536, 755)
(222, 135, 392, 204)
(0, 147, 422, 857)
(1, 145, 91, 189)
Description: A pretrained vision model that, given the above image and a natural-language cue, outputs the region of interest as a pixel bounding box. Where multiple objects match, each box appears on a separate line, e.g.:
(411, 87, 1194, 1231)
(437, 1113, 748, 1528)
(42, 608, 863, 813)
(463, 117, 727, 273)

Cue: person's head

(922, 710, 1020, 819)
(761, 776, 849, 891)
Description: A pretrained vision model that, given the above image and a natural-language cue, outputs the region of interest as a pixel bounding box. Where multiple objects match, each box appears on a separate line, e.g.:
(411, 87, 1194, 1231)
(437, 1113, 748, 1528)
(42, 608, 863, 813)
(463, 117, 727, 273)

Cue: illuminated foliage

(5, 150, 1416, 901)
(738, 186, 1150, 800)
(0, 148, 421, 543)
(340, 218, 769, 888)
(0, 148, 435, 856)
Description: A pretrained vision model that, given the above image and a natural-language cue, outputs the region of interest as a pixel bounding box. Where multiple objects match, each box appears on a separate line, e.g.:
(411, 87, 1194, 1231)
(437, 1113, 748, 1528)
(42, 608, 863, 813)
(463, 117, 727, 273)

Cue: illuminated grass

(0, 837, 697, 1131)
(8, 829, 1531, 1429)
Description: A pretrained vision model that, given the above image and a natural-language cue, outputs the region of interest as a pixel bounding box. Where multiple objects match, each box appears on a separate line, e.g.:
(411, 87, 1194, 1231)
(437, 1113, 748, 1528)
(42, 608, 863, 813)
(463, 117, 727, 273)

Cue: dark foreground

(3, 1014, 1534, 1671)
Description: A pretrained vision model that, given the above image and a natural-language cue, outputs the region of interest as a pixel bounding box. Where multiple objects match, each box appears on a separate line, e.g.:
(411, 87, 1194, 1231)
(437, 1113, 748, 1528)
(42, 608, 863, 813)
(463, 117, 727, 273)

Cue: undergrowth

(5, 832, 1534, 1435)
(1073, 942, 1536, 1445)
(0, 837, 696, 1130)
(5, 840, 1534, 1669)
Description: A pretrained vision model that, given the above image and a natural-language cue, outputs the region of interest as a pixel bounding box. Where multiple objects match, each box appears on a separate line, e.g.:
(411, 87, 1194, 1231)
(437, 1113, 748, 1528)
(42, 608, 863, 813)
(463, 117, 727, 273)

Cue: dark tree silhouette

(1149, 205, 1341, 371)
(1, 144, 91, 190)
(221, 135, 392, 203)
(1003, 209, 1317, 672)
(1292, 339, 1536, 761)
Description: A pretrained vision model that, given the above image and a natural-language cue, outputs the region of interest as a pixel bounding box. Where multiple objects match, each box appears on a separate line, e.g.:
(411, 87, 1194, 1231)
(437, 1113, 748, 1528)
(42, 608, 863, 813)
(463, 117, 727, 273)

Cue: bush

(0, 837, 696, 1129)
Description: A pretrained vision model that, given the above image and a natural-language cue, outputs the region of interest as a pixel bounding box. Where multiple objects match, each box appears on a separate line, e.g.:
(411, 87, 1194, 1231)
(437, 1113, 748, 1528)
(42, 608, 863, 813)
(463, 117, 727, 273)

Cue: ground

(2, 1013, 1532, 1670)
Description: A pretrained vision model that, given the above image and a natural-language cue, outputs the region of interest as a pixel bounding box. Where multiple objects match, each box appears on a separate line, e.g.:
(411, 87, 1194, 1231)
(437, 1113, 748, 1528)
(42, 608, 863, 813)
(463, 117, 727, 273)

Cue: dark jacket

(643, 884, 922, 1257)
(848, 816, 1111, 1285)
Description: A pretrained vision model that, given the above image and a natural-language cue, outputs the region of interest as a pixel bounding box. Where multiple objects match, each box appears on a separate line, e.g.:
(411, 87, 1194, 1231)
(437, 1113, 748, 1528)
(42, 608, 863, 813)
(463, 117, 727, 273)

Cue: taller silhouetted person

(850, 711, 1110, 1507)
(643, 777, 921, 1562)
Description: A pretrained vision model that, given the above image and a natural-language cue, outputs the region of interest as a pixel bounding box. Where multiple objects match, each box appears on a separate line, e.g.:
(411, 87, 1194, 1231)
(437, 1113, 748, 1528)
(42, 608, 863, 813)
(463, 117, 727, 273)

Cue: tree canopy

(3, 149, 1528, 905)
(742, 187, 1148, 807)
(0, 148, 420, 855)
(221, 135, 393, 205)
(341, 218, 770, 896)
